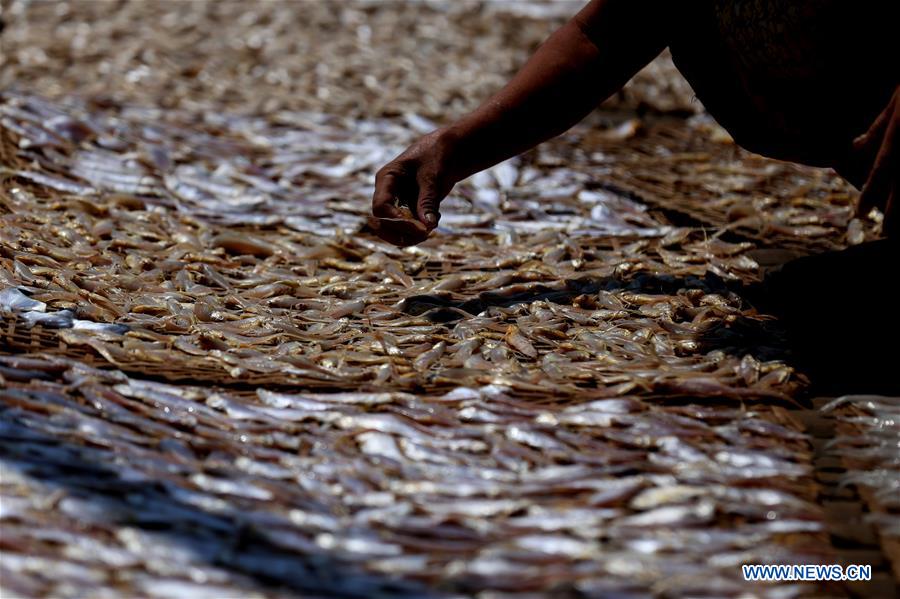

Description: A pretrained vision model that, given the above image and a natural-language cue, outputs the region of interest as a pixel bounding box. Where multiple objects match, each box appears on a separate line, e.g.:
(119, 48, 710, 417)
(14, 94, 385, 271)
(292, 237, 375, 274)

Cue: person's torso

(669, 0, 897, 169)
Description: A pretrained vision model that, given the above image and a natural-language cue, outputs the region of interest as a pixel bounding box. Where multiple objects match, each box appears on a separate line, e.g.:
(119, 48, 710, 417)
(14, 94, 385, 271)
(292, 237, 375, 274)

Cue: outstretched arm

(370, 0, 673, 246)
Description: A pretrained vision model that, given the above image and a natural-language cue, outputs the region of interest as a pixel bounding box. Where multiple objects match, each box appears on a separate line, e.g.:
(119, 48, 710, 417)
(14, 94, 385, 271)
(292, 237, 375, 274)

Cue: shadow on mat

(400, 271, 791, 364)
(0, 405, 438, 599)
(400, 238, 900, 395)
(752, 238, 900, 395)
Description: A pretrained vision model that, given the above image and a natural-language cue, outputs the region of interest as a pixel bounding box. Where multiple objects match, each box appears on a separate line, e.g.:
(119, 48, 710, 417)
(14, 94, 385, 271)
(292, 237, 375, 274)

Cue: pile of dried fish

(1, 91, 807, 399)
(0, 89, 862, 597)
(2, 87, 875, 251)
(1, 92, 673, 236)
(0, 1, 890, 596)
(824, 396, 900, 580)
(0, 0, 696, 120)
(1, 355, 834, 598)
(554, 115, 878, 252)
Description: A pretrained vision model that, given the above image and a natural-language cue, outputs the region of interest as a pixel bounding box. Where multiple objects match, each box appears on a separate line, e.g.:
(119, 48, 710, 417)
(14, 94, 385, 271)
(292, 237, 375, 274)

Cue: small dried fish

(504, 325, 537, 359)
(0, 287, 46, 312)
(1, 287, 128, 333)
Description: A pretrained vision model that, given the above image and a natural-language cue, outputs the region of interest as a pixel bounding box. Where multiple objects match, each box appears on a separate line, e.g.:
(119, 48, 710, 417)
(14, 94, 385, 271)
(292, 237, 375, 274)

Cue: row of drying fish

(1, 92, 670, 238)
(0, 172, 798, 398)
(0, 93, 803, 399)
(823, 395, 900, 576)
(586, 114, 877, 251)
(0, 0, 697, 121)
(1, 355, 833, 598)
(4, 90, 873, 250)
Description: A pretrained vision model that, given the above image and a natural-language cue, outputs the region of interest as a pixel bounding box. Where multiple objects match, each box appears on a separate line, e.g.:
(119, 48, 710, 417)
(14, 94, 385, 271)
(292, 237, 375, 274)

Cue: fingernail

(424, 212, 436, 226)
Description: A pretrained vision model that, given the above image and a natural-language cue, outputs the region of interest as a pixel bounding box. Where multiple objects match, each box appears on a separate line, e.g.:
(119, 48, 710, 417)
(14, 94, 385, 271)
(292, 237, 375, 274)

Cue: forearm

(369, 0, 673, 245)
(440, 0, 671, 180)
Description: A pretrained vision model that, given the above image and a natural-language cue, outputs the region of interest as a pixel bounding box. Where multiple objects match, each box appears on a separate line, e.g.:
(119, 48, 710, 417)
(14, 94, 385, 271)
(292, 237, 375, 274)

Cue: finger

(416, 186, 440, 229)
(372, 170, 405, 219)
(857, 113, 897, 218)
(853, 99, 892, 153)
(883, 179, 897, 238)
(858, 172, 887, 219)
(849, 92, 897, 189)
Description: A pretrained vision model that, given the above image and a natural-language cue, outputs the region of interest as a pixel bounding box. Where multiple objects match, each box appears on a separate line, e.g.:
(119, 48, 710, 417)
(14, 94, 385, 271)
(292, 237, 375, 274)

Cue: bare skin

(370, 0, 899, 246)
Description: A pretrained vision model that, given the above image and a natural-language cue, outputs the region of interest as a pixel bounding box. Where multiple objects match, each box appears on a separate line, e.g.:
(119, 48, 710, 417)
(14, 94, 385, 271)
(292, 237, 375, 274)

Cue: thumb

(857, 116, 897, 219)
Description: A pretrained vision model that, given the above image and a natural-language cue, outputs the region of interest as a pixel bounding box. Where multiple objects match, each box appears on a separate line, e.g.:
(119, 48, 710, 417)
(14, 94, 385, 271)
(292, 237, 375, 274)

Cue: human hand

(853, 86, 899, 236)
(369, 131, 459, 247)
